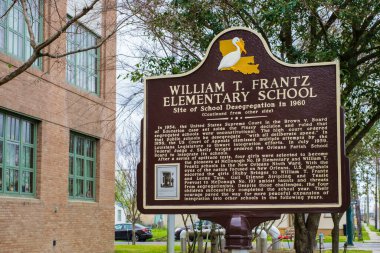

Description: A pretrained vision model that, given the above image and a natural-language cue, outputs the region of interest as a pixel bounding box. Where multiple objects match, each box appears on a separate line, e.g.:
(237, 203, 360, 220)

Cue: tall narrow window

(0, 111, 37, 196)
(117, 209, 122, 222)
(69, 132, 96, 200)
(0, 0, 42, 68)
(66, 22, 99, 95)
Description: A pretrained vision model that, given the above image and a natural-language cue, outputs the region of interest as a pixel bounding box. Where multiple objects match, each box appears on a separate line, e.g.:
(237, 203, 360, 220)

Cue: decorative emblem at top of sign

(217, 37, 260, 74)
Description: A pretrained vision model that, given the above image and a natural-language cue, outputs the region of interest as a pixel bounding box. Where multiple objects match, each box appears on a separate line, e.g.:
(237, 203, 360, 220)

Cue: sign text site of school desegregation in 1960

(138, 27, 348, 214)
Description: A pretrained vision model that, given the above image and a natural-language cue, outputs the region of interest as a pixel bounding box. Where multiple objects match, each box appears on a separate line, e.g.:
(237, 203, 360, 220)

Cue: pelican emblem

(217, 37, 260, 75)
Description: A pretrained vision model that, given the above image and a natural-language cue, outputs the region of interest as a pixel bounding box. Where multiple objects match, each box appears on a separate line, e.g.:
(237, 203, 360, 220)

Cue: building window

(66, 22, 99, 95)
(0, 111, 37, 196)
(117, 209, 122, 222)
(0, 0, 42, 68)
(69, 132, 96, 200)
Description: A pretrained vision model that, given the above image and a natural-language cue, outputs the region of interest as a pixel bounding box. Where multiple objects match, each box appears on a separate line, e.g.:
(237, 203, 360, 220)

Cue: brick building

(0, 0, 116, 252)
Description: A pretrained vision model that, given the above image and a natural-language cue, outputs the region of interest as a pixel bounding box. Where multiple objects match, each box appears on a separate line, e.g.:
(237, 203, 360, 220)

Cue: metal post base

(199, 212, 281, 251)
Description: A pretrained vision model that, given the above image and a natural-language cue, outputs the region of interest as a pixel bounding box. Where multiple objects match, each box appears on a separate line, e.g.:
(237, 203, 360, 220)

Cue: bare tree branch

(20, 0, 37, 49)
(347, 109, 380, 155)
(315, 0, 352, 41)
(222, 0, 272, 52)
(39, 23, 119, 58)
(346, 124, 361, 143)
(35, 0, 100, 51)
(0, 0, 101, 86)
(0, 0, 17, 20)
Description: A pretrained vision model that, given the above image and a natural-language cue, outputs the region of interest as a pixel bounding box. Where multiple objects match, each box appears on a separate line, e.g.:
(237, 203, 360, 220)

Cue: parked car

(174, 220, 224, 240)
(115, 223, 153, 241)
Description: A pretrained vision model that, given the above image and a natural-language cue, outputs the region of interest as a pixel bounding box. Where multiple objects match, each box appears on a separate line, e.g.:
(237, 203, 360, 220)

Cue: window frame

(65, 17, 100, 96)
(0, 0, 43, 68)
(0, 110, 37, 197)
(68, 131, 96, 201)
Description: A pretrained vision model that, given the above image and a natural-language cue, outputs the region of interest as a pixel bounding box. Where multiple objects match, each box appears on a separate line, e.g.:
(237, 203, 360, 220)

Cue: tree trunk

(331, 213, 342, 253)
(294, 213, 321, 253)
(355, 197, 363, 240)
(132, 222, 136, 245)
(376, 157, 379, 229)
(366, 185, 370, 223)
(376, 167, 378, 229)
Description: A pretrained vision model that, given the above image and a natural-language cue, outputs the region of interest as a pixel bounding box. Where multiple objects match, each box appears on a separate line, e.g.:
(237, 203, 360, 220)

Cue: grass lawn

(115, 245, 181, 253)
(115, 245, 371, 253)
(353, 224, 370, 242)
(368, 224, 378, 232)
(324, 250, 372, 253)
(367, 224, 380, 236)
(148, 228, 168, 242)
(361, 227, 370, 241)
(321, 235, 347, 243)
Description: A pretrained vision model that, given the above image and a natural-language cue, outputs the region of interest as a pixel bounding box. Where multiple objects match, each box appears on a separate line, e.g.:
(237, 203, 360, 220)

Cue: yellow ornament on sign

(218, 38, 260, 74)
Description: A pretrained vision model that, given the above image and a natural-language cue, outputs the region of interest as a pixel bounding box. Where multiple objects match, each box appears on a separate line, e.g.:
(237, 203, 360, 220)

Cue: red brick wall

(0, 0, 116, 252)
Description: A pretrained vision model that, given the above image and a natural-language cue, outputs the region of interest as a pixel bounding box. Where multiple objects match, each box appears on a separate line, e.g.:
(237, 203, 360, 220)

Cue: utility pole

(346, 203, 354, 246)
(376, 157, 379, 229)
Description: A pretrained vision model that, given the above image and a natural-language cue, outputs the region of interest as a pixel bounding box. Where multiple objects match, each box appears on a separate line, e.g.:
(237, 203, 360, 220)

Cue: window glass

(76, 136, 84, 156)
(0, 26, 4, 50)
(76, 158, 84, 176)
(115, 224, 122, 230)
(86, 160, 94, 177)
(6, 169, 18, 192)
(6, 116, 20, 141)
(68, 178, 73, 196)
(0, 0, 6, 19)
(22, 146, 33, 168)
(69, 132, 96, 200)
(22, 121, 34, 144)
(117, 210, 121, 221)
(0, 113, 3, 137)
(21, 171, 32, 193)
(0, 141, 3, 164)
(0, 0, 42, 68)
(69, 134, 74, 153)
(76, 178, 84, 197)
(66, 22, 99, 94)
(69, 156, 74, 175)
(0, 167, 2, 191)
(85, 139, 94, 157)
(6, 142, 19, 166)
(0, 111, 36, 196)
(86, 181, 93, 198)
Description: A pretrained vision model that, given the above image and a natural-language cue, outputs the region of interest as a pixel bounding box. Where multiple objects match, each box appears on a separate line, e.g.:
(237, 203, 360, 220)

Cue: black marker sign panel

(138, 27, 349, 214)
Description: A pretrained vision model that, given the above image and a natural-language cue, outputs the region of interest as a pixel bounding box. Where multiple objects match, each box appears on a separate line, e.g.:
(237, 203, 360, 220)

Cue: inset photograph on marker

(155, 164, 180, 200)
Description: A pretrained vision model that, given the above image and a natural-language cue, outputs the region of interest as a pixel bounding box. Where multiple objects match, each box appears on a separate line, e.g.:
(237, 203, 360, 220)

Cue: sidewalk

(362, 223, 380, 253)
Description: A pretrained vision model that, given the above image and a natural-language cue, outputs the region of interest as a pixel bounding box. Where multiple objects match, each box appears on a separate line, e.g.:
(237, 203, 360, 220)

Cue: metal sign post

(167, 214, 175, 253)
(198, 212, 280, 252)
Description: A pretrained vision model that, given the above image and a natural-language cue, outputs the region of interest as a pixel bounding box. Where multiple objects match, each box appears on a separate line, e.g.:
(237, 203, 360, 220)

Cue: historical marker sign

(138, 27, 349, 214)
